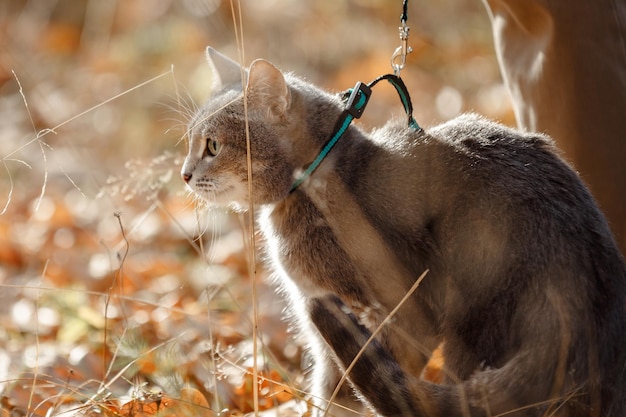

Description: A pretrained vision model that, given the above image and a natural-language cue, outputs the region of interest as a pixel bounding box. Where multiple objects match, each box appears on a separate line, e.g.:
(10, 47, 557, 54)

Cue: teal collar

(290, 74, 420, 192)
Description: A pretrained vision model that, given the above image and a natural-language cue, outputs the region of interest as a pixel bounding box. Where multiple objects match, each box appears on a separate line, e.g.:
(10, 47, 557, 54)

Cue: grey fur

(182, 49, 626, 417)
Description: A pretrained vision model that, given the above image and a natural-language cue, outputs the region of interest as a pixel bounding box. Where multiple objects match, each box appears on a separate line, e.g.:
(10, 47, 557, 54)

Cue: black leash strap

(367, 74, 420, 130)
(401, 0, 409, 23)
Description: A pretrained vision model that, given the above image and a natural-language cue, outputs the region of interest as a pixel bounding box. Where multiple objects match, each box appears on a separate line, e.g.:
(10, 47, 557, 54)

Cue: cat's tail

(310, 295, 425, 416)
(310, 295, 478, 416)
(309, 295, 607, 417)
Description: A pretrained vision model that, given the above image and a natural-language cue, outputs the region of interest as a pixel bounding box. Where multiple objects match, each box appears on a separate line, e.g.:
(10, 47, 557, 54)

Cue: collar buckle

(345, 82, 372, 119)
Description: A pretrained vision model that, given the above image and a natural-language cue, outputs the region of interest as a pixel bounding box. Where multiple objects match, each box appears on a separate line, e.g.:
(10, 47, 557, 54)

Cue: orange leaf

(119, 395, 160, 417)
(180, 387, 211, 414)
(423, 345, 445, 384)
(119, 389, 211, 417)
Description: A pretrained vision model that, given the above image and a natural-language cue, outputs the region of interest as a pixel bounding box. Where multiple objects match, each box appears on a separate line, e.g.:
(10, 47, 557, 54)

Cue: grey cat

(181, 47, 626, 417)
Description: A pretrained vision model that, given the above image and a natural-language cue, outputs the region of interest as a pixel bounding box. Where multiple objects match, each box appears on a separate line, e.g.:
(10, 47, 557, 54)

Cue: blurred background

(0, 0, 512, 415)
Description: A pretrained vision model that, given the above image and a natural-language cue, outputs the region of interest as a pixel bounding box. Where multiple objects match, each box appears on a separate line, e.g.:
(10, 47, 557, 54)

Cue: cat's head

(181, 47, 304, 211)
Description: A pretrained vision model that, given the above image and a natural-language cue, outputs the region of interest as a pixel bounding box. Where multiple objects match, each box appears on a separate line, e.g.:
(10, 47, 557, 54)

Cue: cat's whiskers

(173, 81, 200, 113)
(161, 116, 192, 138)
(181, 189, 214, 252)
(177, 96, 242, 148)
(162, 98, 194, 122)
(161, 88, 199, 126)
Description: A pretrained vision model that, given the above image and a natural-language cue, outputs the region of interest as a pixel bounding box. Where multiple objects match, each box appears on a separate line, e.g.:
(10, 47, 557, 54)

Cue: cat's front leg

(308, 295, 421, 417)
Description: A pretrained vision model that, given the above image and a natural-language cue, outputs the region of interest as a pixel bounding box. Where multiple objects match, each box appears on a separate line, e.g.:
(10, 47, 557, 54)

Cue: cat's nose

(182, 172, 192, 183)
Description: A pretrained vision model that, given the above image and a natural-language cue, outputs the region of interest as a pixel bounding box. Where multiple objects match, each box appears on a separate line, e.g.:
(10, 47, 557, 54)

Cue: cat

(181, 47, 626, 417)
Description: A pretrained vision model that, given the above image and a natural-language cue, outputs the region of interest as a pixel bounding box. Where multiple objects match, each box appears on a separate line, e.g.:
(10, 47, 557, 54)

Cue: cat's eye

(206, 138, 221, 157)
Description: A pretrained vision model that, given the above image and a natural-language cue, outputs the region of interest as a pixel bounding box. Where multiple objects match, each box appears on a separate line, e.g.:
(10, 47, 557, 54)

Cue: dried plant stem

(99, 212, 130, 387)
(11, 70, 49, 214)
(229, 1, 261, 415)
(3, 70, 173, 161)
(26, 261, 48, 417)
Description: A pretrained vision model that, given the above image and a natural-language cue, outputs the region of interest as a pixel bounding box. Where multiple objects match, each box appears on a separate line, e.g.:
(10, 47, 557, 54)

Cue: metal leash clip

(391, 21, 413, 77)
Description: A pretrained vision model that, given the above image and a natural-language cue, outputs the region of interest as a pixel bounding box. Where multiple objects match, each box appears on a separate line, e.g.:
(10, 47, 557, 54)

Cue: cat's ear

(246, 59, 291, 120)
(206, 47, 245, 91)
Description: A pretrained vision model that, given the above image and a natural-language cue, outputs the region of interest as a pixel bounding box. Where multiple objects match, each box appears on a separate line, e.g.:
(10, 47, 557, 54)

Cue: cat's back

(427, 113, 558, 174)
(423, 114, 622, 258)
(424, 114, 598, 216)
(373, 113, 559, 191)
(365, 113, 621, 254)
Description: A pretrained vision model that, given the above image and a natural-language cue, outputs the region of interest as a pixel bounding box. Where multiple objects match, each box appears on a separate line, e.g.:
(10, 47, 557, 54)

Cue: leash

(290, 1, 419, 192)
